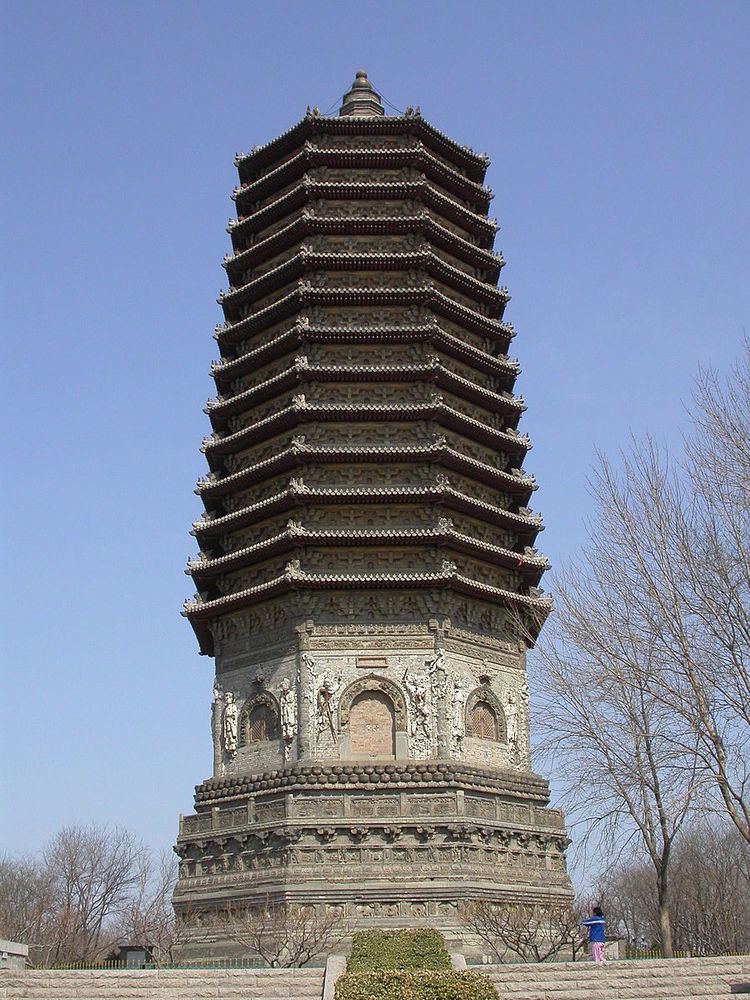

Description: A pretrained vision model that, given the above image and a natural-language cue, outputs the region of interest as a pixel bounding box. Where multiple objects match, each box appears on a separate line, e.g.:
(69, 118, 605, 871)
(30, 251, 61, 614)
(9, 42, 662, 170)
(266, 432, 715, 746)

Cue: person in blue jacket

(582, 907, 606, 963)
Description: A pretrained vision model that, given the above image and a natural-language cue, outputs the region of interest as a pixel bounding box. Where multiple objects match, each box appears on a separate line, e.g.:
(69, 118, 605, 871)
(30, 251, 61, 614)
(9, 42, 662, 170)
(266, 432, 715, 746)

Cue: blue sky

(2, 1, 748, 862)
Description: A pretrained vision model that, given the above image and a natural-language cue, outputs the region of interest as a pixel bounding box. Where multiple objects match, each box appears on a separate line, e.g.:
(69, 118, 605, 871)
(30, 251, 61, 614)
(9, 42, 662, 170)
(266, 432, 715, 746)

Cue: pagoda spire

(339, 69, 384, 117)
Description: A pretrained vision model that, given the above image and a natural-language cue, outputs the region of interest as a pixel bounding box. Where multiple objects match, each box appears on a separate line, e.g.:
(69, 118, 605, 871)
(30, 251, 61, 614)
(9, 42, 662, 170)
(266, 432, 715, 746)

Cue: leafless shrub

(208, 896, 350, 967)
(461, 900, 587, 963)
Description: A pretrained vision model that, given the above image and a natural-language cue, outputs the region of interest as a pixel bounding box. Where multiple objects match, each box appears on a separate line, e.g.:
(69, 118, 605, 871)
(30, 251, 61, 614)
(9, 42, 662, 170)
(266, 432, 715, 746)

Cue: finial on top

(339, 69, 384, 117)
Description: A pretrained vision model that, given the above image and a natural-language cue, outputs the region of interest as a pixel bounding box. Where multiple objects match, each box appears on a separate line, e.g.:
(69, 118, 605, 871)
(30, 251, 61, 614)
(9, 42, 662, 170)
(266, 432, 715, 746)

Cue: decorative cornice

(192, 481, 544, 540)
(196, 442, 535, 500)
(205, 358, 524, 425)
(215, 282, 510, 346)
(219, 248, 507, 315)
(201, 398, 529, 461)
(183, 566, 550, 622)
(233, 141, 492, 210)
(187, 524, 549, 581)
(183, 560, 552, 621)
(233, 114, 490, 185)
(210, 321, 519, 388)
(226, 212, 503, 274)
(230, 178, 496, 244)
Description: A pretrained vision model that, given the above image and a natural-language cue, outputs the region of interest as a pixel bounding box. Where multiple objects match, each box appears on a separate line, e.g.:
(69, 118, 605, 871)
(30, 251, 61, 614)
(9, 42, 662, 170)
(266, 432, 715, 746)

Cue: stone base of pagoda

(172, 762, 572, 960)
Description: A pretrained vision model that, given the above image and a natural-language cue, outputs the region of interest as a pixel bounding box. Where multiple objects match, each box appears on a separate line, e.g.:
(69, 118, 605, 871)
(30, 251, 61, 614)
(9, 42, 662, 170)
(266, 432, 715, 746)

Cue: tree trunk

(657, 870, 674, 958)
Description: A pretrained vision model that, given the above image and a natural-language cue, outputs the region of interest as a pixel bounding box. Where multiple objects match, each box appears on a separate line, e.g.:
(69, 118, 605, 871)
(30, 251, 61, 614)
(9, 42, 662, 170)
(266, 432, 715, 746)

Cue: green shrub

(348, 929, 451, 971)
(335, 969, 499, 1000)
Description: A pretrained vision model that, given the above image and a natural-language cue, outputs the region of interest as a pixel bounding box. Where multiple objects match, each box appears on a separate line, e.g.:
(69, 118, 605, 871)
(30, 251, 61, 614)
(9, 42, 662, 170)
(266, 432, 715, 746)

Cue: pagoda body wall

(175, 91, 571, 957)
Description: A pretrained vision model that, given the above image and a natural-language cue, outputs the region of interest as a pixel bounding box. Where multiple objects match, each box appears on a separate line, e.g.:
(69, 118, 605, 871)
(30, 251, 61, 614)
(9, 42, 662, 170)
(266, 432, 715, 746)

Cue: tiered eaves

(184, 99, 550, 656)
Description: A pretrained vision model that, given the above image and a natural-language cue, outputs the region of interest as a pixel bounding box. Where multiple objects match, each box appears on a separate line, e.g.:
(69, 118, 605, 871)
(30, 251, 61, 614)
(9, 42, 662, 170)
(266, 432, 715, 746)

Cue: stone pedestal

(173, 617, 571, 957)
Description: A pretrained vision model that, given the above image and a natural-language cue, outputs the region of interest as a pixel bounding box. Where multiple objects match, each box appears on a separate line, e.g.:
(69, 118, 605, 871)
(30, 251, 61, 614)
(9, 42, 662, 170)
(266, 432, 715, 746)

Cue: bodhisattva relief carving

(303, 653, 344, 747)
(511, 677, 531, 768)
(505, 692, 519, 760)
(450, 674, 468, 752)
(402, 666, 431, 757)
(222, 691, 239, 756)
(279, 677, 297, 759)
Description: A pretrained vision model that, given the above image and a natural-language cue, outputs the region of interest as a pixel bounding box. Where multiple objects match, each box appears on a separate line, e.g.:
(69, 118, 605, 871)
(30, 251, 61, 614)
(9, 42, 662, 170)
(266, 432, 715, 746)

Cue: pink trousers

(591, 942, 606, 963)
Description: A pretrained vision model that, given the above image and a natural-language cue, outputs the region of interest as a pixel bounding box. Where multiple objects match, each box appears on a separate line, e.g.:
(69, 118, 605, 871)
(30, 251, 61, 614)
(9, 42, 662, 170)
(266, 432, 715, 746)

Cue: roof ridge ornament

(339, 70, 385, 118)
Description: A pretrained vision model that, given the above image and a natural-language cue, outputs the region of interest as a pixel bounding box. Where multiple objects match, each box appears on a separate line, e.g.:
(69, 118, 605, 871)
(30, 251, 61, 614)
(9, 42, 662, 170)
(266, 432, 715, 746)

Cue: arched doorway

(349, 690, 396, 758)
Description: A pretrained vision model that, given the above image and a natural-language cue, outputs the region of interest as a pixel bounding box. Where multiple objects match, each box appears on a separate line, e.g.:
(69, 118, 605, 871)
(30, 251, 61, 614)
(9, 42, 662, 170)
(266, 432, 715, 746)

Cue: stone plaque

(349, 691, 396, 758)
(356, 655, 388, 669)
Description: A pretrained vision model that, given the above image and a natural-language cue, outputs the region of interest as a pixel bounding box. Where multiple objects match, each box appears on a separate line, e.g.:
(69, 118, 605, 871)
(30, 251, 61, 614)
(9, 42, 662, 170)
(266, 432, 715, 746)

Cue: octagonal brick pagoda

(174, 71, 571, 956)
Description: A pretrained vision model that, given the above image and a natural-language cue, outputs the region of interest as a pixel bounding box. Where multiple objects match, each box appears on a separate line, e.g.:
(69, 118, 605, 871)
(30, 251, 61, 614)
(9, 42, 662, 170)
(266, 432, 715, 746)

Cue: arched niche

(238, 692, 280, 747)
(339, 675, 408, 761)
(349, 690, 396, 758)
(465, 686, 506, 743)
(339, 675, 407, 731)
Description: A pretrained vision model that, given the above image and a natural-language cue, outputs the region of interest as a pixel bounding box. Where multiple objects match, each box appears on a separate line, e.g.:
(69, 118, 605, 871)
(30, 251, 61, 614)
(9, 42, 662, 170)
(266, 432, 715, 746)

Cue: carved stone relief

(279, 678, 297, 759)
(402, 666, 431, 757)
(222, 692, 238, 756)
(450, 674, 468, 752)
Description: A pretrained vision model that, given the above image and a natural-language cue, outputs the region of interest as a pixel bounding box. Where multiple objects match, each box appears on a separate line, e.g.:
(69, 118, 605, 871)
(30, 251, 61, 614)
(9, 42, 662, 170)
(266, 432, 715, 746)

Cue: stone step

(478, 956, 750, 1000)
(483, 956, 750, 973)
(483, 958, 750, 977)
(489, 973, 749, 989)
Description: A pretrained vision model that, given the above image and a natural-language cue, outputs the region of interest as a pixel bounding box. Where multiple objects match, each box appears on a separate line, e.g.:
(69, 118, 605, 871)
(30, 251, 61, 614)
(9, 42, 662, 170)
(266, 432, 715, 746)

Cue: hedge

(347, 929, 451, 971)
(335, 969, 498, 1000)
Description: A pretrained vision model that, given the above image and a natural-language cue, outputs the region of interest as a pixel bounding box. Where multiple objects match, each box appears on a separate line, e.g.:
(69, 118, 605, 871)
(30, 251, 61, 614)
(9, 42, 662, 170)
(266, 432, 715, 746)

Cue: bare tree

(532, 577, 701, 957)
(0, 825, 155, 967)
(461, 900, 587, 963)
(528, 344, 750, 954)
(565, 345, 750, 842)
(42, 824, 149, 964)
(111, 850, 177, 965)
(0, 855, 58, 964)
(205, 897, 350, 967)
(585, 436, 749, 844)
(596, 858, 658, 948)
(597, 821, 750, 956)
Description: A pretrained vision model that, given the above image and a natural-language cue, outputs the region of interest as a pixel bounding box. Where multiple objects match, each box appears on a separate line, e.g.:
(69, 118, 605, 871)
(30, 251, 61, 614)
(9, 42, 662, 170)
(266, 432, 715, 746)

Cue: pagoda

(174, 71, 571, 955)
